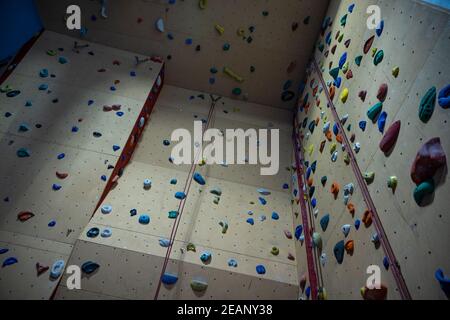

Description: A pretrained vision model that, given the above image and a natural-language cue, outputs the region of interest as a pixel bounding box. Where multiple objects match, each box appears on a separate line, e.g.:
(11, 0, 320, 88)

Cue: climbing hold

(358, 90, 367, 102)
(312, 232, 322, 250)
(355, 55, 363, 67)
(210, 188, 222, 196)
(392, 66, 400, 78)
(58, 57, 68, 64)
(387, 176, 398, 192)
(155, 18, 165, 32)
(363, 36, 375, 54)
(378, 112, 388, 133)
(383, 257, 390, 270)
(223, 67, 244, 83)
(36, 263, 49, 276)
(87, 227, 100, 238)
(6, 90, 21, 98)
(419, 87, 437, 123)
(331, 182, 340, 198)
(363, 172, 375, 184)
(0, 249, 8, 255)
(271, 247, 279, 256)
(219, 221, 228, 234)
(256, 265, 266, 275)
(271, 212, 279, 220)
(321, 176, 328, 186)
(435, 269, 450, 297)
(2, 257, 18, 267)
(200, 251, 212, 263)
(367, 102, 383, 121)
(376, 20, 384, 37)
(81, 261, 100, 274)
(334, 241, 345, 264)
(359, 120, 367, 132)
(258, 197, 267, 205)
(50, 260, 65, 279)
(168, 211, 178, 219)
(355, 219, 361, 230)
(329, 67, 340, 80)
(175, 192, 186, 200)
(39, 69, 49, 78)
(228, 259, 238, 268)
(414, 180, 435, 205)
(198, 0, 208, 10)
(295, 225, 303, 240)
(345, 240, 354, 255)
(162, 273, 178, 285)
(362, 210, 373, 228)
(101, 228, 112, 238)
(170, 179, 177, 185)
(361, 284, 388, 300)
(193, 172, 206, 185)
(187, 243, 196, 252)
(17, 211, 34, 222)
(191, 279, 208, 292)
(159, 239, 172, 247)
(48, 220, 56, 227)
(342, 224, 351, 237)
(374, 50, 384, 65)
(379, 121, 401, 154)
(257, 188, 271, 196)
(52, 183, 62, 191)
(16, 148, 31, 158)
(101, 205, 112, 214)
(411, 137, 447, 185)
(284, 230, 293, 239)
(246, 218, 254, 226)
(438, 84, 450, 109)
(377, 83, 388, 102)
(139, 215, 150, 225)
(163, 140, 170, 146)
(340, 88, 349, 103)
(143, 179, 152, 190)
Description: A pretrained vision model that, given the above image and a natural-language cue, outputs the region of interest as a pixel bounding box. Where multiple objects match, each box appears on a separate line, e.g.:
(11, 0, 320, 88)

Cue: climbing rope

(154, 95, 221, 300)
(312, 59, 412, 300)
(292, 121, 319, 300)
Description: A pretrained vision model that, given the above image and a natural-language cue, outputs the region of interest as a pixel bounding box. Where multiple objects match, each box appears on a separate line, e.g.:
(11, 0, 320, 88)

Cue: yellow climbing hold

(392, 66, 400, 78)
(330, 143, 337, 154)
(215, 24, 225, 35)
(223, 67, 244, 83)
(307, 144, 314, 156)
(340, 88, 349, 103)
(342, 61, 349, 74)
(237, 28, 245, 37)
(372, 48, 378, 57)
(199, 0, 208, 10)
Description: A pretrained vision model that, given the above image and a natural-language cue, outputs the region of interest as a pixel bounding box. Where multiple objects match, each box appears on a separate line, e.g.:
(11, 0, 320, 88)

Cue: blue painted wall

(0, 0, 43, 61)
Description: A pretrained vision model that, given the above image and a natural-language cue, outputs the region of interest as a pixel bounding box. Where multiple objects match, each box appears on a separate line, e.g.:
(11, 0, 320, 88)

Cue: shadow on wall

(0, 0, 43, 62)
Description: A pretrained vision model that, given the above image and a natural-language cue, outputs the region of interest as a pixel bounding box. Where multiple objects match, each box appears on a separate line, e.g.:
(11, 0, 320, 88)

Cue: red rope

(311, 60, 411, 300)
(292, 120, 319, 300)
(153, 96, 219, 300)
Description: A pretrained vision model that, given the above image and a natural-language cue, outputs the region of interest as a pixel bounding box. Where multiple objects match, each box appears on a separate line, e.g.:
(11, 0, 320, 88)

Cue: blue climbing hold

(355, 219, 361, 230)
(130, 209, 137, 216)
(50, 260, 65, 279)
(101, 229, 112, 238)
(39, 84, 48, 91)
(170, 178, 177, 185)
(130, 71, 136, 77)
(376, 20, 384, 37)
(116, 112, 124, 117)
(163, 139, 171, 146)
(185, 38, 193, 45)
(82, 261, 100, 274)
(258, 197, 267, 205)
(2, 257, 18, 267)
(348, 3, 355, 13)
(87, 227, 100, 238)
(175, 192, 186, 200)
(0, 249, 8, 255)
(306, 287, 311, 299)
(306, 167, 312, 180)
(438, 84, 450, 109)
(193, 172, 206, 185)
(39, 69, 49, 78)
(59, 57, 68, 64)
(320, 214, 330, 232)
(334, 240, 345, 264)
(48, 220, 56, 227)
(435, 269, 450, 297)
(200, 251, 212, 263)
(311, 198, 317, 208)
(334, 77, 342, 88)
(113, 145, 120, 152)
(246, 218, 254, 226)
(101, 175, 107, 181)
(339, 52, 347, 69)
(257, 188, 271, 196)
(378, 112, 387, 133)
(271, 212, 279, 220)
(256, 265, 266, 275)
(52, 184, 62, 191)
(101, 205, 112, 214)
(162, 273, 178, 285)
(383, 256, 390, 270)
(139, 215, 150, 225)
(295, 225, 303, 240)
(57, 153, 65, 160)
(17, 148, 31, 158)
(359, 121, 367, 132)
(228, 259, 238, 267)
(88, 100, 94, 106)
(311, 161, 317, 173)
(159, 239, 172, 247)
(333, 123, 339, 136)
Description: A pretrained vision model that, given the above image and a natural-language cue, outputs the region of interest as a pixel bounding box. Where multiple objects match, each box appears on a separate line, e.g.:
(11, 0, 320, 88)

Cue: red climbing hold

(411, 137, 447, 185)
(56, 172, 69, 179)
(346, 69, 353, 80)
(18, 211, 35, 222)
(36, 263, 49, 276)
(113, 60, 121, 66)
(358, 90, 367, 102)
(331, 45, 337, 55)
(379, 120, 401, 154)
(377, 83, 388, 102)
(363, 36, 375, 54)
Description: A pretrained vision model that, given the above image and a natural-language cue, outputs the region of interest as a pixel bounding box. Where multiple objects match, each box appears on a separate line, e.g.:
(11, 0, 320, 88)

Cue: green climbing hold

(414, 180, 435, 205)
(219, 221, 228, 234)
(312, 232, 322, 250)
(47, 50, 57, 56)
(367, 102, 383, 121)
(363, 172, 375, 184)
(329, 67, 340, 80)
(199, 0, 208, 10)
(232, 88, 242, 96)
(340, 14, 348, 27)
(191, 279, 208, 292)
(168, 211, 179, 219)
(419, 87, 437, 123)
(355, 55, 362, 66)
(374, 50, 384, 65)
(271, 247, 279, 256)
(187, 243, 196, 252)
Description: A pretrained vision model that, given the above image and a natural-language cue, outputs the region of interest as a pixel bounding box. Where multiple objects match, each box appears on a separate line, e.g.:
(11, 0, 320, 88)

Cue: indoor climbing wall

(0, 31, 163, 299)
(35, 0, 330, 110)
(53, 85, 308, 300)
(296, 0, 449, 299)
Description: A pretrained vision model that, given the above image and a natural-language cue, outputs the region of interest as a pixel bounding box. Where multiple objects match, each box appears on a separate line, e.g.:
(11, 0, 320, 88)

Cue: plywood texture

(297, 0, 449, 299)
(54, 85, 304, 299)
(35, 0, 330, 110)
(0, 31, 162, 299)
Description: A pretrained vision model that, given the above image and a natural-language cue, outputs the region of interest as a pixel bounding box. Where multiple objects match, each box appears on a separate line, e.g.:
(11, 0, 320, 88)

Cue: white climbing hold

(342, 224, 351, 237)
(156, 18, 165, 33)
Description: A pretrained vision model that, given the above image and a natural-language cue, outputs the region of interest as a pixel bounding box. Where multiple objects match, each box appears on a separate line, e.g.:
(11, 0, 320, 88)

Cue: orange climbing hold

(331, 182, 340, 199)
(329, 86, 336, 100)
(345, 240, 354, 255)
(336, 134, 343, 144)
(362, 210, 373, 228)
(326, 130, 332, 141)
(347, 203, 355, 216)
(307, 177, 314, 187)
(18, 211, 34, 222)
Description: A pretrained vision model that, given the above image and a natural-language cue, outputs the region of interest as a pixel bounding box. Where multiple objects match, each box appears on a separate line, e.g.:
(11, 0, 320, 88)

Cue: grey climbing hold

(101, 205, 112, 214)
(143, 179, 152, 190)
(191, 279, 208, 292)
(101, 228, 112, 238)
